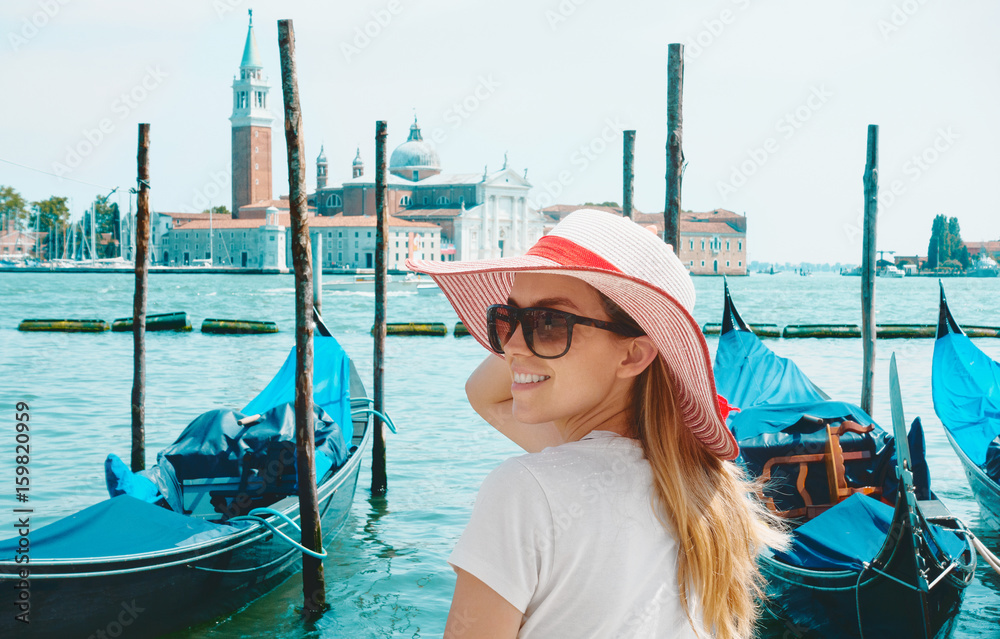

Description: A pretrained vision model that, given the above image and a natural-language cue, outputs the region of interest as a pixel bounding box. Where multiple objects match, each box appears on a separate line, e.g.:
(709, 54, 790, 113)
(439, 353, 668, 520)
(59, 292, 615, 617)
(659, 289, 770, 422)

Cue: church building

(311, 118, 548, 262)
(230, 11, 273, 218)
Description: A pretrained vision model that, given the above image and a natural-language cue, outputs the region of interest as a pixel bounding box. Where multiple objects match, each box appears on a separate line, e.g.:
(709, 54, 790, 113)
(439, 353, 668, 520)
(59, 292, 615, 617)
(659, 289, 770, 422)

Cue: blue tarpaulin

(0, 496, 243, 560)
(243, 335, 353, 440)
(932, 332, 1000, 467)
(714, 330, 826, 410)
(771, 493, 967, 571)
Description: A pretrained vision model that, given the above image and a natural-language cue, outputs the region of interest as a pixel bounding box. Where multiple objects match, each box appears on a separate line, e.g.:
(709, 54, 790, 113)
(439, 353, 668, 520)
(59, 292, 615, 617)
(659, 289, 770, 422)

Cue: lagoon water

(1, 272, 998, 638)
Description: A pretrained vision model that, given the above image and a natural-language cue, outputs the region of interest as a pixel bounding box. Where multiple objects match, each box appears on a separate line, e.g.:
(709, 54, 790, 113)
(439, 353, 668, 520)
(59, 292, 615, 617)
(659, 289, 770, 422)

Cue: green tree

(83, 196, 120, 258)
(926, 214, 946, 269)
(31, 196, 70, 259)
(0, 186, 29, 232)
(201, 205, 231, 217)
(926, 214, 970, 270)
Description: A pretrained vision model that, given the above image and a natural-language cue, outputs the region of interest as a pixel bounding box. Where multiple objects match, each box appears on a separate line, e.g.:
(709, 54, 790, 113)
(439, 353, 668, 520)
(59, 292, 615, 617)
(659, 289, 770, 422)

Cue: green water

(1, 272, 997, 637)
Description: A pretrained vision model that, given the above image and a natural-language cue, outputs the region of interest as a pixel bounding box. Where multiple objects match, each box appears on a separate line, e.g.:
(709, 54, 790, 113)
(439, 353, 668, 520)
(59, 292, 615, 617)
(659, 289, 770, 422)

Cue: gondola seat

(758, 421, 881, 519)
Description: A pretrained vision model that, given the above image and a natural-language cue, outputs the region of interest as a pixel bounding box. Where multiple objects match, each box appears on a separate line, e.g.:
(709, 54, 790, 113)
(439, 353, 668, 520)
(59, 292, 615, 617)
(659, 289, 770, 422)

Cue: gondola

(0, 312, 374, 638)
(714, 283, 975, 639)
(932, 283, 1000, 528)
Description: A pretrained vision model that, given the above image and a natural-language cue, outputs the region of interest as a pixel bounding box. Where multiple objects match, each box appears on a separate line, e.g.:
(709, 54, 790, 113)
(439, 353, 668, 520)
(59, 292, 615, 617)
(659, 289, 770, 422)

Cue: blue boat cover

(243, 335, 353, 438)
(106, 336, 353, 511)
(714, 330, 826, 410)
(771, 493, 967, 571)
(0, 496, 243, 561)
(932, 332, 1000, 467)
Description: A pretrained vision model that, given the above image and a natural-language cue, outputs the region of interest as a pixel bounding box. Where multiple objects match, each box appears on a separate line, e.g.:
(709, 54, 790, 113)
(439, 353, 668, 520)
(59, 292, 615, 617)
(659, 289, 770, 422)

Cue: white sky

(2, 0, 996, 263)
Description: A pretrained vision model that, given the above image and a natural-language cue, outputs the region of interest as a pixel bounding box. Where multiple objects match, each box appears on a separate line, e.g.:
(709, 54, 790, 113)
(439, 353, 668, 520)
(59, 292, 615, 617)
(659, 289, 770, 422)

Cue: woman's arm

(465, 354, 561, 453)
(445, 569, 522, 639)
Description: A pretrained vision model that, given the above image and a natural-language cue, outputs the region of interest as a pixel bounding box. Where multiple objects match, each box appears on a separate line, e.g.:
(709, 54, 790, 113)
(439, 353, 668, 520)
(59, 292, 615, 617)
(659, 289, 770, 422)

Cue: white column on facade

(492, 197, 500, 259)
(511, 195, 518, 255)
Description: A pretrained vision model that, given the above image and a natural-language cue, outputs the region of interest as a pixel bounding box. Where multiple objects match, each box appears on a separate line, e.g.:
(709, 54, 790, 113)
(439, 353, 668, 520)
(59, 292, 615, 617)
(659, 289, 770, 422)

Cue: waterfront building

(230, 11, 274, 219)
(964, 240, 1000, 261)
(163, 209, 440, 269)
(311, 118, 547, 261)
(0, 229, 44, 259)
(541, 205, 749, 275)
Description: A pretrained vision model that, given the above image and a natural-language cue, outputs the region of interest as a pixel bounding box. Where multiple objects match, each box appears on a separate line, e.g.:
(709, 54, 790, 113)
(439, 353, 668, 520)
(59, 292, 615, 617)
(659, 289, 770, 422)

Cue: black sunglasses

(486, 304, 643, 359)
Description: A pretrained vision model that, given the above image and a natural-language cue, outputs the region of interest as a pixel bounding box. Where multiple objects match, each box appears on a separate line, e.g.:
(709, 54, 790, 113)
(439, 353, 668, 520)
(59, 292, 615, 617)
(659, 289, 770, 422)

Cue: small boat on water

(932, 283, 1000, 528)
(0, 312, 374, 638)
(323, 272, 432, 292)
(714, 283, 975, 638)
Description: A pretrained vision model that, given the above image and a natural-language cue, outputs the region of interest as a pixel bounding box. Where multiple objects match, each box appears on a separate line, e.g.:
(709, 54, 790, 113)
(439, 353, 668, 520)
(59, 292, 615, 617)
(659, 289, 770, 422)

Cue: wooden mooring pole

(312, 232, 322, 315)
(861, 125, 879, 416)
(623, 130, 635, 219)
(131, 123, 150, 472)
(664, 43, 684, 255)
(277, 18, 326, 613)
(372, 120, 388, 495)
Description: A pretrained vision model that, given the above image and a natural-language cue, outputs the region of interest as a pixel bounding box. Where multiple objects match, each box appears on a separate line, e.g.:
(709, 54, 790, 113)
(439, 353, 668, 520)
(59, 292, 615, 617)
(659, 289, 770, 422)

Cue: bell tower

(230, 9, 273, 218)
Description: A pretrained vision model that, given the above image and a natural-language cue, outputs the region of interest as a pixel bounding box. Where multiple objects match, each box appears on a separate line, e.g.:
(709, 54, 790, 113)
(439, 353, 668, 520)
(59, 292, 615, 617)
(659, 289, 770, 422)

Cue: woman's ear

(617, 335, 658, 380)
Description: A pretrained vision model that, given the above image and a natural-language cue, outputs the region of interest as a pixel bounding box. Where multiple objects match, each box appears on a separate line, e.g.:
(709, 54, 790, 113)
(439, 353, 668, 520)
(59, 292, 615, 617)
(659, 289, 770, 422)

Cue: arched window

(437, 196, 450, 205)
(400, 195, 412, 207)
(326, 194, 342, 207)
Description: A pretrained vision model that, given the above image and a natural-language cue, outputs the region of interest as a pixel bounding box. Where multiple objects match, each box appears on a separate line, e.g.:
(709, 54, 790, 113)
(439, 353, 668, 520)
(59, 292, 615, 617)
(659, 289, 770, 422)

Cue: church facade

(311, 119, 548, 262)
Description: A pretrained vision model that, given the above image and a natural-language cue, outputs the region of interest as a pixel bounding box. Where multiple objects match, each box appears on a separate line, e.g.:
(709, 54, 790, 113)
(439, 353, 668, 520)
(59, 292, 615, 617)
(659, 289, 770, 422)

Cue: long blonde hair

(605, 296, 788, 639)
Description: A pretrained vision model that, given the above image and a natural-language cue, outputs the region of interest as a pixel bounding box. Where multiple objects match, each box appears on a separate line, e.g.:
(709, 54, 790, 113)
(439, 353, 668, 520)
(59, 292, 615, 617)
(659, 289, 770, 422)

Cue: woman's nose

(503, 321, 532, 356)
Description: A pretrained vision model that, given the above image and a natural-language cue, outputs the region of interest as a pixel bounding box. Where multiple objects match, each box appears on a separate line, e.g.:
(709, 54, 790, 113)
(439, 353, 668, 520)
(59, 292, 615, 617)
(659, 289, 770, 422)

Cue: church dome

(389, 118, 440, 178)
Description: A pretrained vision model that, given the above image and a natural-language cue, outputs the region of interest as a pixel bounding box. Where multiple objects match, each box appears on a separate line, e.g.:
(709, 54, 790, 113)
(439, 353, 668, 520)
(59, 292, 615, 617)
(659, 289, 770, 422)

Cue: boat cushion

(0, 496, 244, 561)
(771, 493, 967, 571)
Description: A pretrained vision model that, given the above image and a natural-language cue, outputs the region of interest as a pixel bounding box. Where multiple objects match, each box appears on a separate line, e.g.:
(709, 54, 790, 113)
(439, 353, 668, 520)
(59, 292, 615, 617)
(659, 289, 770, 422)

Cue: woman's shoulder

(500, 432, 646, 488)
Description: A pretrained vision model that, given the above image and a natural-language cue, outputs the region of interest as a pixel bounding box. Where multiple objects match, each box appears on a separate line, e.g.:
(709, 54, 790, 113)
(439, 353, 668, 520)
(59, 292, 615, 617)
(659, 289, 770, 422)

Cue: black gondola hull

(0, 425, 368, 639)
(944, 428, 1000, 530)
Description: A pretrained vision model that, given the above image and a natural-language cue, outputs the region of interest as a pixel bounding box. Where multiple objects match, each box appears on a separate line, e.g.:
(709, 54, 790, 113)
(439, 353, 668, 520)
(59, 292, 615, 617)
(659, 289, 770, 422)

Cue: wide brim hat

(406, 209, 738, 460)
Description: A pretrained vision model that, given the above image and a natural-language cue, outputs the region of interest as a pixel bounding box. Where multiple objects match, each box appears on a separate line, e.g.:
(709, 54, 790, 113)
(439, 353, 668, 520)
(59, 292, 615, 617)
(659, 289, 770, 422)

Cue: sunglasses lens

(524, 309, 570, 357)
(488, 306, 518, 353)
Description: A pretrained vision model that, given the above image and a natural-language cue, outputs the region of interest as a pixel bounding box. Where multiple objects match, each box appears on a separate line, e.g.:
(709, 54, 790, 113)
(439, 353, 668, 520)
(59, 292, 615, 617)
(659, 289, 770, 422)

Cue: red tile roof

(965, 240, 1000, 255)
(542, 205, 746, 235)
(174, 213, 438, 231)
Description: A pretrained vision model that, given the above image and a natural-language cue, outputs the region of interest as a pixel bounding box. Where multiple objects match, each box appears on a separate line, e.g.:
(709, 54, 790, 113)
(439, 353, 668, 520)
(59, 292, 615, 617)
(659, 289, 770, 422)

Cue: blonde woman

(407, 210, 785, 638)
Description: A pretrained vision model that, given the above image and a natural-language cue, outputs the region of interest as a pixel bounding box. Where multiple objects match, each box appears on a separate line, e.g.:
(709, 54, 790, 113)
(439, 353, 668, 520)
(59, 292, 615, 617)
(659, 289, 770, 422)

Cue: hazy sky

(2, 0, 996, 263)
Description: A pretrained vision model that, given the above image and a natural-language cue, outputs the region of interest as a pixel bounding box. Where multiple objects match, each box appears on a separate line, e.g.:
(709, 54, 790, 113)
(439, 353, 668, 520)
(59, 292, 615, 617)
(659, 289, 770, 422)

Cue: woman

(407, 210, 785, 638)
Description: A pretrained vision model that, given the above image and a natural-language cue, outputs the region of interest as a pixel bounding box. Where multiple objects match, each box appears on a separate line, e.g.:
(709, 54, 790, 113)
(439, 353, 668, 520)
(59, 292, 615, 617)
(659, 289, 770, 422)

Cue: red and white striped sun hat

(406, 208, 738, 460)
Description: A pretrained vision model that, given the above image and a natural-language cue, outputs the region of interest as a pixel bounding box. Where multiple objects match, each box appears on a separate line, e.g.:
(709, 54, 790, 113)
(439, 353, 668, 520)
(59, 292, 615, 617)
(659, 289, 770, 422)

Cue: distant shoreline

(0, 266, 410, 275)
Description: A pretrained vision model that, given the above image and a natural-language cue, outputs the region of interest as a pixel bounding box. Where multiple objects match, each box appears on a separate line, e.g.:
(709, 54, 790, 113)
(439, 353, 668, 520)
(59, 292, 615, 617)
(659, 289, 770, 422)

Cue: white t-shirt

(449, 430, 702, 639)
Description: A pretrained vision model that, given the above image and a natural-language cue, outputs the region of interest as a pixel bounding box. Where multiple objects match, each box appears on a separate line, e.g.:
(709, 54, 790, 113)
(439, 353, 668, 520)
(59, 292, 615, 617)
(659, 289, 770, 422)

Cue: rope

(970, 533, 1000, 574)
(229, 507, 328, 559)
(352, 407, 397, 434)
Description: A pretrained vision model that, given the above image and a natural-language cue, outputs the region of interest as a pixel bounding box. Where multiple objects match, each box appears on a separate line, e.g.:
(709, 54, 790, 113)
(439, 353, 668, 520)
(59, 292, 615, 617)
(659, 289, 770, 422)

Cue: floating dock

(201, 319, 278, 334)
(112, 312, 192, 332)
(18, 319, 109, 332)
